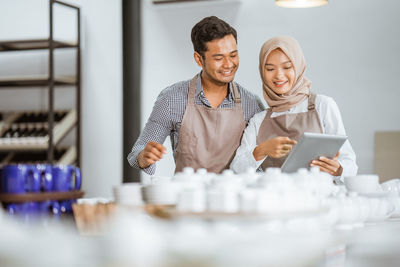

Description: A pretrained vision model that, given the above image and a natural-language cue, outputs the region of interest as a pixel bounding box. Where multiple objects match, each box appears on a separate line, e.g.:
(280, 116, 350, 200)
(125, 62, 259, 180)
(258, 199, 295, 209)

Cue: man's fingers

(146, 158, 156, 165)
(146, 141, 167, 153)
(145, 151, 162, 162)
(153, 142, 167, 153)
(150, 146, 164, 158)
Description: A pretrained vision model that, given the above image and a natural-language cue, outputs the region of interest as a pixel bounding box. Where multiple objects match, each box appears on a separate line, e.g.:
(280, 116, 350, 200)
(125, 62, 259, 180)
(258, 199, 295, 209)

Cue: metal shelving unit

(0, 0, 81, 167)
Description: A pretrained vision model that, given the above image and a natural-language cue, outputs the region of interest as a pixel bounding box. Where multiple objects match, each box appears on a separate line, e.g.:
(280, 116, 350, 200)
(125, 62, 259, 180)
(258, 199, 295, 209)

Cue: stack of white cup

(113, 183, 144, 206)
(142, 176, 179, 205)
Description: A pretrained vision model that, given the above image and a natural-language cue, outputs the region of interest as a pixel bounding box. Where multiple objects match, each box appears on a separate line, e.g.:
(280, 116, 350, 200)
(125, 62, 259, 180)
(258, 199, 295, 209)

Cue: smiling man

(127, 16, 264, 174)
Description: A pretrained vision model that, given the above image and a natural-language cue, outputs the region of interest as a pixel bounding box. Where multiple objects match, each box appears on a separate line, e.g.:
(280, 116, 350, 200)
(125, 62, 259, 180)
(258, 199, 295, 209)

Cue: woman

(230, 36, 357, 180)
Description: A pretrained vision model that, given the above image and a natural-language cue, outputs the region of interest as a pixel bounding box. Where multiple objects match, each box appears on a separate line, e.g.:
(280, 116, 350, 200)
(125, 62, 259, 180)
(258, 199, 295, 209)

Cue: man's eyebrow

(211, 50, 238, 57)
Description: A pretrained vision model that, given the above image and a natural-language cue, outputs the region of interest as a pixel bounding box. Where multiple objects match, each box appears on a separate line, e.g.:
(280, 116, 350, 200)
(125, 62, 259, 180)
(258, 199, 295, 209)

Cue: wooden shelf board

(0, 39, 77, 52)
(0, 75, 76, 87)
(0, 190, 84, 203)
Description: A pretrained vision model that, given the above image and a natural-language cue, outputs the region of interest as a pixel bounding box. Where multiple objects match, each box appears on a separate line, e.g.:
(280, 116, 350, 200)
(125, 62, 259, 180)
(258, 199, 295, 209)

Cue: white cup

(177, 188, 206, 212)
(142, 183, 179, 205)
(381, 179, 400, 195)
(344, 175, 380, 194)
(113, 183, 143, 206)
(366, 197, 394, 222)
(207, 189, 239, 213)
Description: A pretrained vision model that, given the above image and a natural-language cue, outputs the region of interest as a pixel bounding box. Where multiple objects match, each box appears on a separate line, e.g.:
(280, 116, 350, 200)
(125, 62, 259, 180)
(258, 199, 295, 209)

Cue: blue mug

(6, 201, 40, 216)
(59, 199, 76, 213)
(39, 200, 61, 217)
(35, 164, 53, 191)
(52, 165, 81, 192)
(1, 164, 40, 193)
(7, 201, 60, 216)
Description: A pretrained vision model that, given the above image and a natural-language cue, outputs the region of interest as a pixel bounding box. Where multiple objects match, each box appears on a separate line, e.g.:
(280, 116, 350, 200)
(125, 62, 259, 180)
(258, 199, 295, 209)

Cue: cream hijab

(259, 36, 311, 112)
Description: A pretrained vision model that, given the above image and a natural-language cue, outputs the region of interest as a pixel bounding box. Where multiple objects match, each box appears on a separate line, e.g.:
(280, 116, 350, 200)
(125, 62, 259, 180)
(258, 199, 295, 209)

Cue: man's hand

(137, 141, 166, 169)
(310, 151, 343, 176)
(253, 136, 297, 161)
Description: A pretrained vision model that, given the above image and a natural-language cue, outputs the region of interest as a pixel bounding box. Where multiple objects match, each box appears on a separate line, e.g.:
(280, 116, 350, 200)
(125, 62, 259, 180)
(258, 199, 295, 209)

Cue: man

(127, 16, 263, 175)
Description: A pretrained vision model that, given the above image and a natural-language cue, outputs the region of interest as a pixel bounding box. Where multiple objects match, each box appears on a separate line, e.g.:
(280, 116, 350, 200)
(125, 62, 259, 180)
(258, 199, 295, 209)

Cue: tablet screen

(281, 132, 347, 173)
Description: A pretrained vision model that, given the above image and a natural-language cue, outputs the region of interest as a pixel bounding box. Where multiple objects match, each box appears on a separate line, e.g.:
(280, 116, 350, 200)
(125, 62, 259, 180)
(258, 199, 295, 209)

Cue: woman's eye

(266, 69, 274, 71)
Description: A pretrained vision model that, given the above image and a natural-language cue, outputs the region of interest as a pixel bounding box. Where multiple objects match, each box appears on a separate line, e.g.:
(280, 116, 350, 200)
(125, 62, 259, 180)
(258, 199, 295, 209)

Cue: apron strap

(266, 108, 273, 118)
(308, 93, 317, 110)
(187, 75, 198, 106)
(232, 82, 242, 105)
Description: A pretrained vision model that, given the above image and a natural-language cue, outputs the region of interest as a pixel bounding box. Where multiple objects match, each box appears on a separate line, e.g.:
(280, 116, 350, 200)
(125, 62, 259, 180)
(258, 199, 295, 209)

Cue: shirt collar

(195, 72, 235, 101)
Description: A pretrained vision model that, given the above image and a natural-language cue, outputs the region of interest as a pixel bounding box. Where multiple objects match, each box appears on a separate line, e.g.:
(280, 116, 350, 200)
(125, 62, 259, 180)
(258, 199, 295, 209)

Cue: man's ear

(194, 52, 203, 68)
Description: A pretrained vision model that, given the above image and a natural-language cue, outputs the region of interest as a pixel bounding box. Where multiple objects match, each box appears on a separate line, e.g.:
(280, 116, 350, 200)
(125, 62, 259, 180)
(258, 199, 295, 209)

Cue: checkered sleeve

(127, 89, 172, 175)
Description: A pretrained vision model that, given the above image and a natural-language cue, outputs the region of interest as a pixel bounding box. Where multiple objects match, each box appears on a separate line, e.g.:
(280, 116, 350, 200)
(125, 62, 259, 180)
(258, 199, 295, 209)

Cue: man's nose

(222, 57, 234, 68)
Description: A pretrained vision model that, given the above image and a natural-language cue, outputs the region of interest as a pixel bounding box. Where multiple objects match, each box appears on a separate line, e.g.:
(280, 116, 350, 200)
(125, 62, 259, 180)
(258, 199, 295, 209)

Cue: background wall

(1, 0, 399, 195)
(0, 0, 123, 198)
(140, 0, 400, 179)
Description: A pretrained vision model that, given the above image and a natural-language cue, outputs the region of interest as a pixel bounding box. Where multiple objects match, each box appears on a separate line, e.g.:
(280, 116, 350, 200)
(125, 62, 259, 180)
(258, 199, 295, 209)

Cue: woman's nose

(275, 68, 285, 79)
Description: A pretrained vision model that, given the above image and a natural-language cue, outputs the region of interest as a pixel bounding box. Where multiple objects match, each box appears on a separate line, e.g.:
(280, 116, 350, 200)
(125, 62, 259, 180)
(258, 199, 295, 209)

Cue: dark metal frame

(0, 0, 81, 167)
(49, 0, 81, 166)
(123, 0, 141, 182)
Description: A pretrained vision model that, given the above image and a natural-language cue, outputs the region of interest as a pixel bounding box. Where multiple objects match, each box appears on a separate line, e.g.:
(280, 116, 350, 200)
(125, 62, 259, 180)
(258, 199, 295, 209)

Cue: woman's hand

(310, 151, 343, 176)
(253, 136, 297, 161)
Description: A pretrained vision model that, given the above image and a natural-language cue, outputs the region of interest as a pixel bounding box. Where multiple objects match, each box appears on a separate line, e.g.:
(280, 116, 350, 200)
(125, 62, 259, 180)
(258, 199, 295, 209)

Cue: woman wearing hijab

(230, 36, 358, 180)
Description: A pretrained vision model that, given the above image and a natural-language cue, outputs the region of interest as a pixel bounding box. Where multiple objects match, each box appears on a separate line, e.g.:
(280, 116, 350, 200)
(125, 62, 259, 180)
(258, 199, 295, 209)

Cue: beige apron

(257, 93, 323, 171)
(175, 75, 246, 173)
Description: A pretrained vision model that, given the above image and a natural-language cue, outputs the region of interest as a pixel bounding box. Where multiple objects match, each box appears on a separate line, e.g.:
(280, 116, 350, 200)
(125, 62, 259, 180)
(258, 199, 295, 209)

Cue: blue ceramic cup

(6, 201, 60, 216)
(35, 164, 53, 191)
(59, 199, 76, 213)
(1, 164, 40, 193)
(52, 165, 81, 192)
(6, 202, 40, 216)
(39, 200, 61, 217)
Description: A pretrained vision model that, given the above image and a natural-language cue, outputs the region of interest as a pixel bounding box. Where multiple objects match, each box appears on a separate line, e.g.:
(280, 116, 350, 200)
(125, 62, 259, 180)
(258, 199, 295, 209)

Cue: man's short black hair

(191, 16, 237, 57)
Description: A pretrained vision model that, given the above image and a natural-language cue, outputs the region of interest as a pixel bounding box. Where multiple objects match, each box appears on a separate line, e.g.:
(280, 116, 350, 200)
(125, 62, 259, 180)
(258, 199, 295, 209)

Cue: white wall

(141, 0, 400, 178)
(0, 0, 123, 198)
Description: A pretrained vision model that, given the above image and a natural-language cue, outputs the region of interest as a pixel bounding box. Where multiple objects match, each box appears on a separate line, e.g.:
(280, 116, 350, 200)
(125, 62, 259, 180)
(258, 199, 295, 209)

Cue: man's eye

(215, 57, 223, 61)
(266, 69, 274, 71)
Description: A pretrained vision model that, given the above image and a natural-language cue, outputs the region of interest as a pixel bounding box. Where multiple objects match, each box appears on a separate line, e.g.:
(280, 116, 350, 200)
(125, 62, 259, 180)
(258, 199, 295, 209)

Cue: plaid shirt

(127, 73, 264, 175)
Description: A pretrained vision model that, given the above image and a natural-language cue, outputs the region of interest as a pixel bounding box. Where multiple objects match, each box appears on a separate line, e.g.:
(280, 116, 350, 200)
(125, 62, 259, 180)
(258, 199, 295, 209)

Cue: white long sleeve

(230, 94, 358, 178)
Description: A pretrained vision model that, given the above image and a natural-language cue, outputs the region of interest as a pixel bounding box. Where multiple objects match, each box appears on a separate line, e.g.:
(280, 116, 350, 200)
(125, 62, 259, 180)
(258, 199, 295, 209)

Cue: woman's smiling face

(264, 48, 295, 95)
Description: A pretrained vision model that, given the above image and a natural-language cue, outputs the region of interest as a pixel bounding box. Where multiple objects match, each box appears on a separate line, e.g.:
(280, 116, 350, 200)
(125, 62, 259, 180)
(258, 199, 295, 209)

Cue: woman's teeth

(275, 81, 287, 85)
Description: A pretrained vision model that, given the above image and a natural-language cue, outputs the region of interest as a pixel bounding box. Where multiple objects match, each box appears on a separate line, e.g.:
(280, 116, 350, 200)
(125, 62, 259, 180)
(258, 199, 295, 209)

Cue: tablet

(281, 132, 347, 173)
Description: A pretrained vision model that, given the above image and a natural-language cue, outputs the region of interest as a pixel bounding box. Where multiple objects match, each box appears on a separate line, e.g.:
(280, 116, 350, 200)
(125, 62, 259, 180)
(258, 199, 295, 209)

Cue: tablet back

(281, 132, 347, 173)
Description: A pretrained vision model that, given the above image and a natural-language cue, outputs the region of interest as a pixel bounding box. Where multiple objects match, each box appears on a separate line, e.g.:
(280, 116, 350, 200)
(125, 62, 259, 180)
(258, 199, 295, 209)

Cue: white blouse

(230, 94, 358, 181)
